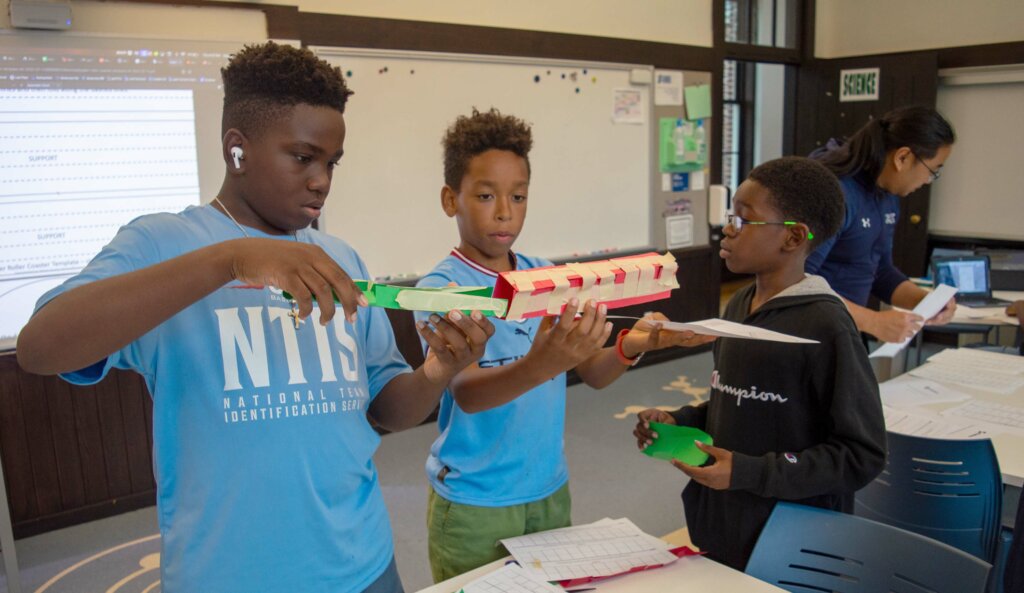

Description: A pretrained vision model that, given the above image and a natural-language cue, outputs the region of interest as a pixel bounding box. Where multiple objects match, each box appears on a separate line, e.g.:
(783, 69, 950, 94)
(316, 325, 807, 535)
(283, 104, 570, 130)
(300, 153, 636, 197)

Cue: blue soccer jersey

(415, 249, 569, 506)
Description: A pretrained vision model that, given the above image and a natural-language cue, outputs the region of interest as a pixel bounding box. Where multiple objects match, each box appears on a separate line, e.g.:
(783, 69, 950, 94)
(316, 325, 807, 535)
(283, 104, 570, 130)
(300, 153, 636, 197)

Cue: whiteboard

(312, 47, 653, 279)
(932, 79, 1024, 241)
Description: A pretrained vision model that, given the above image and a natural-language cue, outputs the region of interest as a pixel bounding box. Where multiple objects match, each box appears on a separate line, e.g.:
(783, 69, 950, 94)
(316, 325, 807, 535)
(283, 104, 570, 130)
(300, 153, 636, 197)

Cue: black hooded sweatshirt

(670, 275, 886, 571)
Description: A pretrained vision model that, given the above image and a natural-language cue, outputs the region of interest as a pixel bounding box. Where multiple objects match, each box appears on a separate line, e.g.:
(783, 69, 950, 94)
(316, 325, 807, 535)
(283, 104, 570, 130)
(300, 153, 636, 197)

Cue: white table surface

(414, 552, 787, 593)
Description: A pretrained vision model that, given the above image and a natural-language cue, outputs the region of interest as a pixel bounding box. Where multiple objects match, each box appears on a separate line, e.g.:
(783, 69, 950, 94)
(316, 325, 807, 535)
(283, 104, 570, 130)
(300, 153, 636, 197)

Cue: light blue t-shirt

(415, 249, 568, 506)
(34, 205, 410, 593)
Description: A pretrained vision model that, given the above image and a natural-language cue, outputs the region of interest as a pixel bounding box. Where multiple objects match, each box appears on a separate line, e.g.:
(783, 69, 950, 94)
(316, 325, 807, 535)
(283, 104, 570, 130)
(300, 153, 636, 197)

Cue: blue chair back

(855, 431, 1002, 562)
(746, 502, 991, 593)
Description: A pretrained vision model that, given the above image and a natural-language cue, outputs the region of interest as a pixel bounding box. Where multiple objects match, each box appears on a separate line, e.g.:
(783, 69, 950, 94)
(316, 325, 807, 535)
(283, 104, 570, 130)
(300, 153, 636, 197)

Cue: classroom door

(795, 52, 939, 277)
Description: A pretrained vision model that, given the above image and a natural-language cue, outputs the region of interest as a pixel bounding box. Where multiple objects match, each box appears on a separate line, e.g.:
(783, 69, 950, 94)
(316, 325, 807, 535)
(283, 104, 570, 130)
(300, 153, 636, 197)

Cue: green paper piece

(641, 422, 713, 466)
(283, 282, 506, 316)
(684, 83, 712, 120)
(395, 288, 508, 317)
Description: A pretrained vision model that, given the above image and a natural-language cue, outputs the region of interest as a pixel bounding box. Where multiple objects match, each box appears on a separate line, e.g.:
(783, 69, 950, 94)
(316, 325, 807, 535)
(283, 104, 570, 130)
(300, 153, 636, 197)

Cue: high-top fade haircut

(443, 108, 533, 188)
(221, 41, 353, 137)
(748, 156, 844, 248)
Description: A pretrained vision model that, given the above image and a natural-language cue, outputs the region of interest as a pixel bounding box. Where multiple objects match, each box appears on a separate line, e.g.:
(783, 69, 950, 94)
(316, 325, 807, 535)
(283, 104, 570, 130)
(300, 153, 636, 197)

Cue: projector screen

(0, 33, 253, 351)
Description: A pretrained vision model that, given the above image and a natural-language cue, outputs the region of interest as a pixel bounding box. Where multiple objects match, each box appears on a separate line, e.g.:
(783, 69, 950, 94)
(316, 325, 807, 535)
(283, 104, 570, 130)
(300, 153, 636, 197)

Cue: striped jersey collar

(450, 248, 517, 278)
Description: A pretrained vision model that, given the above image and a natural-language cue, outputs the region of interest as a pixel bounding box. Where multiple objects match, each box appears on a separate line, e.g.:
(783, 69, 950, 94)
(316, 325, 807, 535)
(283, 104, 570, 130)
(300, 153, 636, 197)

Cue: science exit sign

(839, 68, 880, 102)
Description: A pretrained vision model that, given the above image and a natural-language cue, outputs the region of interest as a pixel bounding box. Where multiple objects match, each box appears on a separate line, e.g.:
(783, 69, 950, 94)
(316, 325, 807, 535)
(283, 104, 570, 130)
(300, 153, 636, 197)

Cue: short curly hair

(442, 108, 533, 188)
(221, 41, 353, 137)
(747, 156, 844, 247)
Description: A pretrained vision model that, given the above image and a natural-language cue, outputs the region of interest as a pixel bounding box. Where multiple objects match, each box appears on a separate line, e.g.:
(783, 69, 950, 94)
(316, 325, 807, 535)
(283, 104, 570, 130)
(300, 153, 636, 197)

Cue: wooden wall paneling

(42, 377, 86, 512)
(90, 376, 133, 498)
(70, 378, 112, 506)
(0, 355, 35, 523)
(116, 372, 155, 493)
(15, 371, 62, 518)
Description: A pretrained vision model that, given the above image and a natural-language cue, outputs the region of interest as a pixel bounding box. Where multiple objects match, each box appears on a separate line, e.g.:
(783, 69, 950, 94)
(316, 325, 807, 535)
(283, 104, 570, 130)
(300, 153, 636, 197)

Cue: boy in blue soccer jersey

(417, 108, 714, 581)
(16, 42, 493, 593)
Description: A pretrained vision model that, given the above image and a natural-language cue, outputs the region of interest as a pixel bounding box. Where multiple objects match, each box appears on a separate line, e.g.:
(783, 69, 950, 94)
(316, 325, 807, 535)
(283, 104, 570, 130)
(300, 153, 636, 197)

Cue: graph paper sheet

(499, 518, 679, 582)
(460, 564, 564, 593)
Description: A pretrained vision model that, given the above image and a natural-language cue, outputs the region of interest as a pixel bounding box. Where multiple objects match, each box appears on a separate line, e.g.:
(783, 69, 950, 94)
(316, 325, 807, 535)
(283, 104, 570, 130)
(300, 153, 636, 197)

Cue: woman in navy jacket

(807, 106, 957, 344)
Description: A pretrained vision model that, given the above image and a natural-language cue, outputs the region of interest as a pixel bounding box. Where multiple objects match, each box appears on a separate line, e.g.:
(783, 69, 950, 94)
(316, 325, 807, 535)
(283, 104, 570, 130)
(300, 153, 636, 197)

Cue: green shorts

(426, 483, 572, 583)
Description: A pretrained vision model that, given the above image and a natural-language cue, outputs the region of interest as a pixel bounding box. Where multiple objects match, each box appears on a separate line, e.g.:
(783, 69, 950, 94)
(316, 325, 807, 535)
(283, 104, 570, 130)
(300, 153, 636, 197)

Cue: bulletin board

(312, 47, 654, 279)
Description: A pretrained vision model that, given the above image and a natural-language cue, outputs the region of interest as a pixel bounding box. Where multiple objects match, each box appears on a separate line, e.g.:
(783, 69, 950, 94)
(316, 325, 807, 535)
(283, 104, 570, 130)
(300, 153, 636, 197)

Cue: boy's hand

(1006, 300, 1024, 319)
(226, 238, 367, 325)
(527, 298, 612, 376)
(418, 310, 495, 385)
(634, 408, 675, 449)
(621, 313, 717, 358)
(868, 309, 924, 343)
(671, 441, 732, 490)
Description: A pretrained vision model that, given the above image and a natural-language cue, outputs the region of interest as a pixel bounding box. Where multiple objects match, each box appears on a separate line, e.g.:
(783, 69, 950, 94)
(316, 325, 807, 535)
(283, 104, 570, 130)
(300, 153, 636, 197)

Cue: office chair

(855, 431, 1002, 563)
(746, 502, 991, 593)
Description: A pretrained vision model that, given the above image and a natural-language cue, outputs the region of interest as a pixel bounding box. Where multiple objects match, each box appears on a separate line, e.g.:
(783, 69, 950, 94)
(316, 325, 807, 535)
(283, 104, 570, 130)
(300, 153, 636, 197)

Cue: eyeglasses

(913, 152, 941, 182)
(726, 214, 814, 240)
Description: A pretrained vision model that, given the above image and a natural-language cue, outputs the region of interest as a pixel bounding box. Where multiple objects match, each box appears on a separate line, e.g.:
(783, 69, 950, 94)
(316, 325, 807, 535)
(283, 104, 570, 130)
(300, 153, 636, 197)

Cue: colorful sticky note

(641, 422, 713, 465)
(684, 84, 712, 120)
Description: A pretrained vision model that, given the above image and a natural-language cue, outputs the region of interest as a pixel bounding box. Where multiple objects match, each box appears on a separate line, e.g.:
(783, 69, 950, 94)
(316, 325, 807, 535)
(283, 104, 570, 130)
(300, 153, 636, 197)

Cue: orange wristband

(615, 329, 644, 366)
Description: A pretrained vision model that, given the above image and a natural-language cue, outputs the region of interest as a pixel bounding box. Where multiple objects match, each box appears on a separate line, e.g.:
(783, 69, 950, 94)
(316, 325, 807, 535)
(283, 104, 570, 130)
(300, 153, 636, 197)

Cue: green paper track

(282, 281, 508, 317)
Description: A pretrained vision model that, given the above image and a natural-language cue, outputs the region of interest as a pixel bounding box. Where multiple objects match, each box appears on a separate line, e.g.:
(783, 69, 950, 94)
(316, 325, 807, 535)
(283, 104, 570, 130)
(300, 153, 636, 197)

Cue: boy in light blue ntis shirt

(17, 43, 494, 593)
(416, 108, 715, 582)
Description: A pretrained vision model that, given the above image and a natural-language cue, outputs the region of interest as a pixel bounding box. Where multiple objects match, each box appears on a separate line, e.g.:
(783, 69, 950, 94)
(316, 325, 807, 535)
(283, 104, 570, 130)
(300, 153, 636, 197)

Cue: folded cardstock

(493, 252, 679, 321)
(281, 252, 678, 319)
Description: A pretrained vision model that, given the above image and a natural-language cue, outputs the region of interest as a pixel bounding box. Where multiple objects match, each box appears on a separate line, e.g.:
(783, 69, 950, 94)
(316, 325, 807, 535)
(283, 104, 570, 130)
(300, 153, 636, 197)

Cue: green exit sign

(839, 68, 880, 102)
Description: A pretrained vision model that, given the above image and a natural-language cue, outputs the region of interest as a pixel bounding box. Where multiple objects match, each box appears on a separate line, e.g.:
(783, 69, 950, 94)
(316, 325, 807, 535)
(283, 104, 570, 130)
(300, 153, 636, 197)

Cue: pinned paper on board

(612, 88, 645, 124)
(282, 252, 679, 321)
(684, 84, 712, 119)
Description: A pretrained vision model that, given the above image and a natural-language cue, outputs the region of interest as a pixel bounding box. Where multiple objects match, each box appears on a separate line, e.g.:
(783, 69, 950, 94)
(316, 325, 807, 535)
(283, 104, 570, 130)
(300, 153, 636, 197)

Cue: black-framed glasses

(726, 214, 814, 240)
(913, 152, 941, 182)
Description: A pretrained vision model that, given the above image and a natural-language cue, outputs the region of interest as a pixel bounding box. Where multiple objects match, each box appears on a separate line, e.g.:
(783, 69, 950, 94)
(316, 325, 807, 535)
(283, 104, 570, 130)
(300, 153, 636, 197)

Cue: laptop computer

(931, 255, 1013, 308)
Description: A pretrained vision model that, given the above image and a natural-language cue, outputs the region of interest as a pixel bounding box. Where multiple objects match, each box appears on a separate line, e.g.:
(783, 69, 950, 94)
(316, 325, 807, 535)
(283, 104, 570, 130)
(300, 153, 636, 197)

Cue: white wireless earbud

(230, 146, 244, 169)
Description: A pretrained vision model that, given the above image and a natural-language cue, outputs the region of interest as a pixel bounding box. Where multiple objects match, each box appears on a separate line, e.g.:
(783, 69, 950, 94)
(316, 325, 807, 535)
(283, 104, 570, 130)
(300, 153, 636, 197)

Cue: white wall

(1, 0, 267, 39)
(222, 0, 713, 47)
(816, 0, 1024, 58)
(2, 0, 712, 47)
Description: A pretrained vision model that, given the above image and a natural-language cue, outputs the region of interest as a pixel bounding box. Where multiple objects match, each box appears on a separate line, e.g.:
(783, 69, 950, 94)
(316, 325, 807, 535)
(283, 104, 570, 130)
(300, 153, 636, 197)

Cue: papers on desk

(658, 318, 818, 344)
(909, 349, 1024, 394)
(500, 518, 680, 582)
(942, 400, 1024, 437)
(870, 284, 958, 359)
(460, 564, 563, 593)
(927, 347, 1024, 375)
(880, 377, 971, 408)
(883, 405, 991, 440)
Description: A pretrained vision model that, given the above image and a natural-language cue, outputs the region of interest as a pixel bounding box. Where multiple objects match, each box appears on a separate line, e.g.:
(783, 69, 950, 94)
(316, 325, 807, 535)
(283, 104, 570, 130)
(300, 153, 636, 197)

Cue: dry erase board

(312, 47, 653, 279)
(931, 78, 1024, 242)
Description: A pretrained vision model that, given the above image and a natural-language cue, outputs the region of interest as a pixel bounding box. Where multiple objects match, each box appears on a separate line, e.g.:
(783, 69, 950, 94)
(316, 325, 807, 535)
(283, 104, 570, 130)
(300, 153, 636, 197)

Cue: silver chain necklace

(211, 196, 251, 238)
(211, 196, 305, 328)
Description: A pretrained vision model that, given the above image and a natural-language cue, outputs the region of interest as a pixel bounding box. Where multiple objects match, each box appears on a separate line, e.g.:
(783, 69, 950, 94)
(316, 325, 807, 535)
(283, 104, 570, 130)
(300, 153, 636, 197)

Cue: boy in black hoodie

(633, 156, 886, 571)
